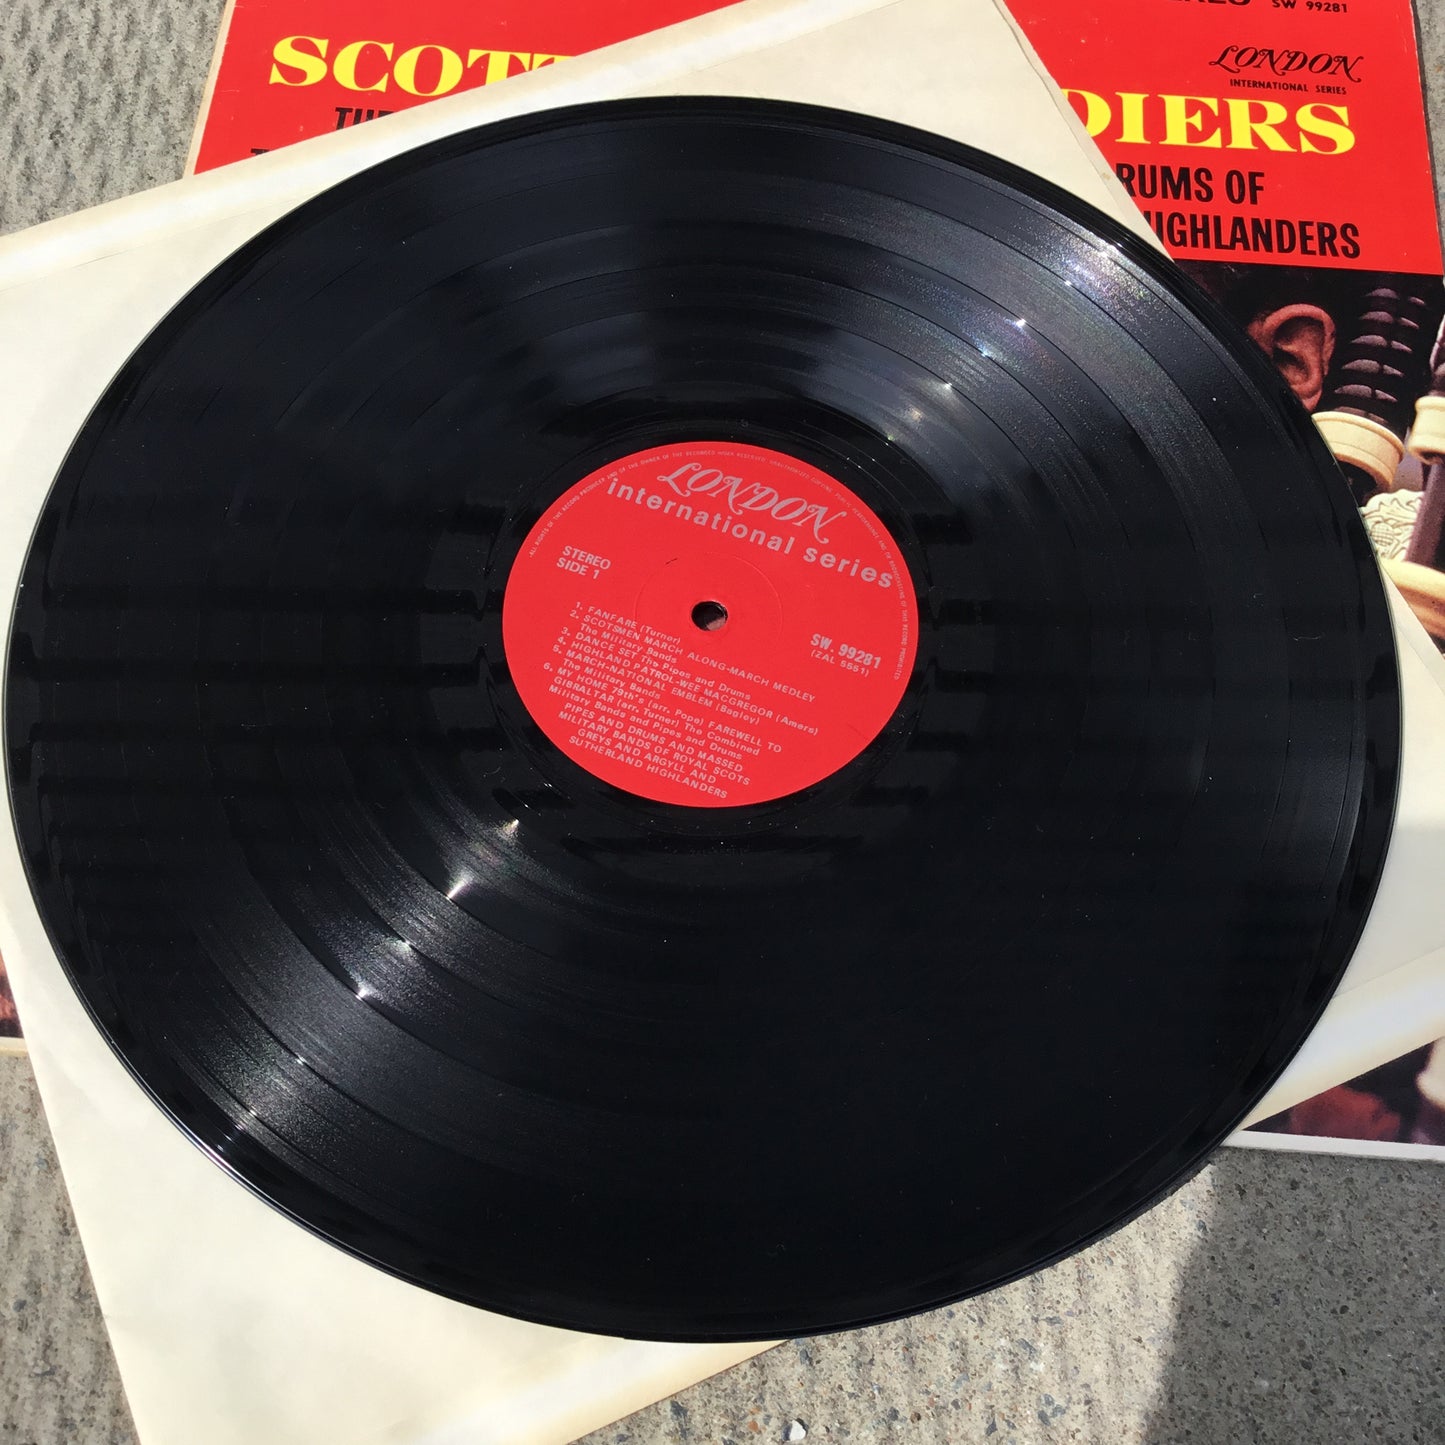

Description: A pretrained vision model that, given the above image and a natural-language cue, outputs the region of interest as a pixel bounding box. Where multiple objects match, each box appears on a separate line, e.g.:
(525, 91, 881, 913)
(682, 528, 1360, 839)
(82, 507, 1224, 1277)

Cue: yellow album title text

(269, 36, 571, 97)
(1064, 90, 1354, 155)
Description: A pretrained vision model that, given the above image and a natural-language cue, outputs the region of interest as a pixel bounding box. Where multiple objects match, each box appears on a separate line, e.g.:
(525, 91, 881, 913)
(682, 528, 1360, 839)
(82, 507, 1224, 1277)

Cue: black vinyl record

(4, 99, 1398, 1341)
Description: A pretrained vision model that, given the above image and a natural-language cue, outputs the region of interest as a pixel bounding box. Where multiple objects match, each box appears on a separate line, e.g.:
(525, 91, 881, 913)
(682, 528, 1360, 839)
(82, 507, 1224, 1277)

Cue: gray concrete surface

(2, 3, 1444, 1443)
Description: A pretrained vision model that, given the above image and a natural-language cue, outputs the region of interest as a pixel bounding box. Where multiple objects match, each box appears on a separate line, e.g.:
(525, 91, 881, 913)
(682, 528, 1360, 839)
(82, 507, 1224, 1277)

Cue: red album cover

(72, 0, 1440, 1155)
(1014, 0, 1445, 1158)
(186, 0, 740, 174)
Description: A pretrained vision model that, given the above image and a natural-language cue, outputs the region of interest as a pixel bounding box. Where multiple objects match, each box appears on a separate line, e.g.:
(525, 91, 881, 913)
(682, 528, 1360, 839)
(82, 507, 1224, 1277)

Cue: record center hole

(691, 600, 729, 632)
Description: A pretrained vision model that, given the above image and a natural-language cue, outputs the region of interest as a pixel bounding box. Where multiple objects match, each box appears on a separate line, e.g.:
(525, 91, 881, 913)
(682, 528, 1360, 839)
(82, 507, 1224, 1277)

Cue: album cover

(1011, 0, 1445, 1161)
(10, 0, 1432, 1171)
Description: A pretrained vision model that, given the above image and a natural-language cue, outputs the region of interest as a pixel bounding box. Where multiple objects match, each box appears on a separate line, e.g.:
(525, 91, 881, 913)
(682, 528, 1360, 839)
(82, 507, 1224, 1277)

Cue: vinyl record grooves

(4, 98, 1398, 1341)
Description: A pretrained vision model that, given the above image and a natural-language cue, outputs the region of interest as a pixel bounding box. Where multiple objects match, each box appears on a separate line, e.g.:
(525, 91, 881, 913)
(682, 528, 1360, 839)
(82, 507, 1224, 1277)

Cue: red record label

(502, 442, 917, 807)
